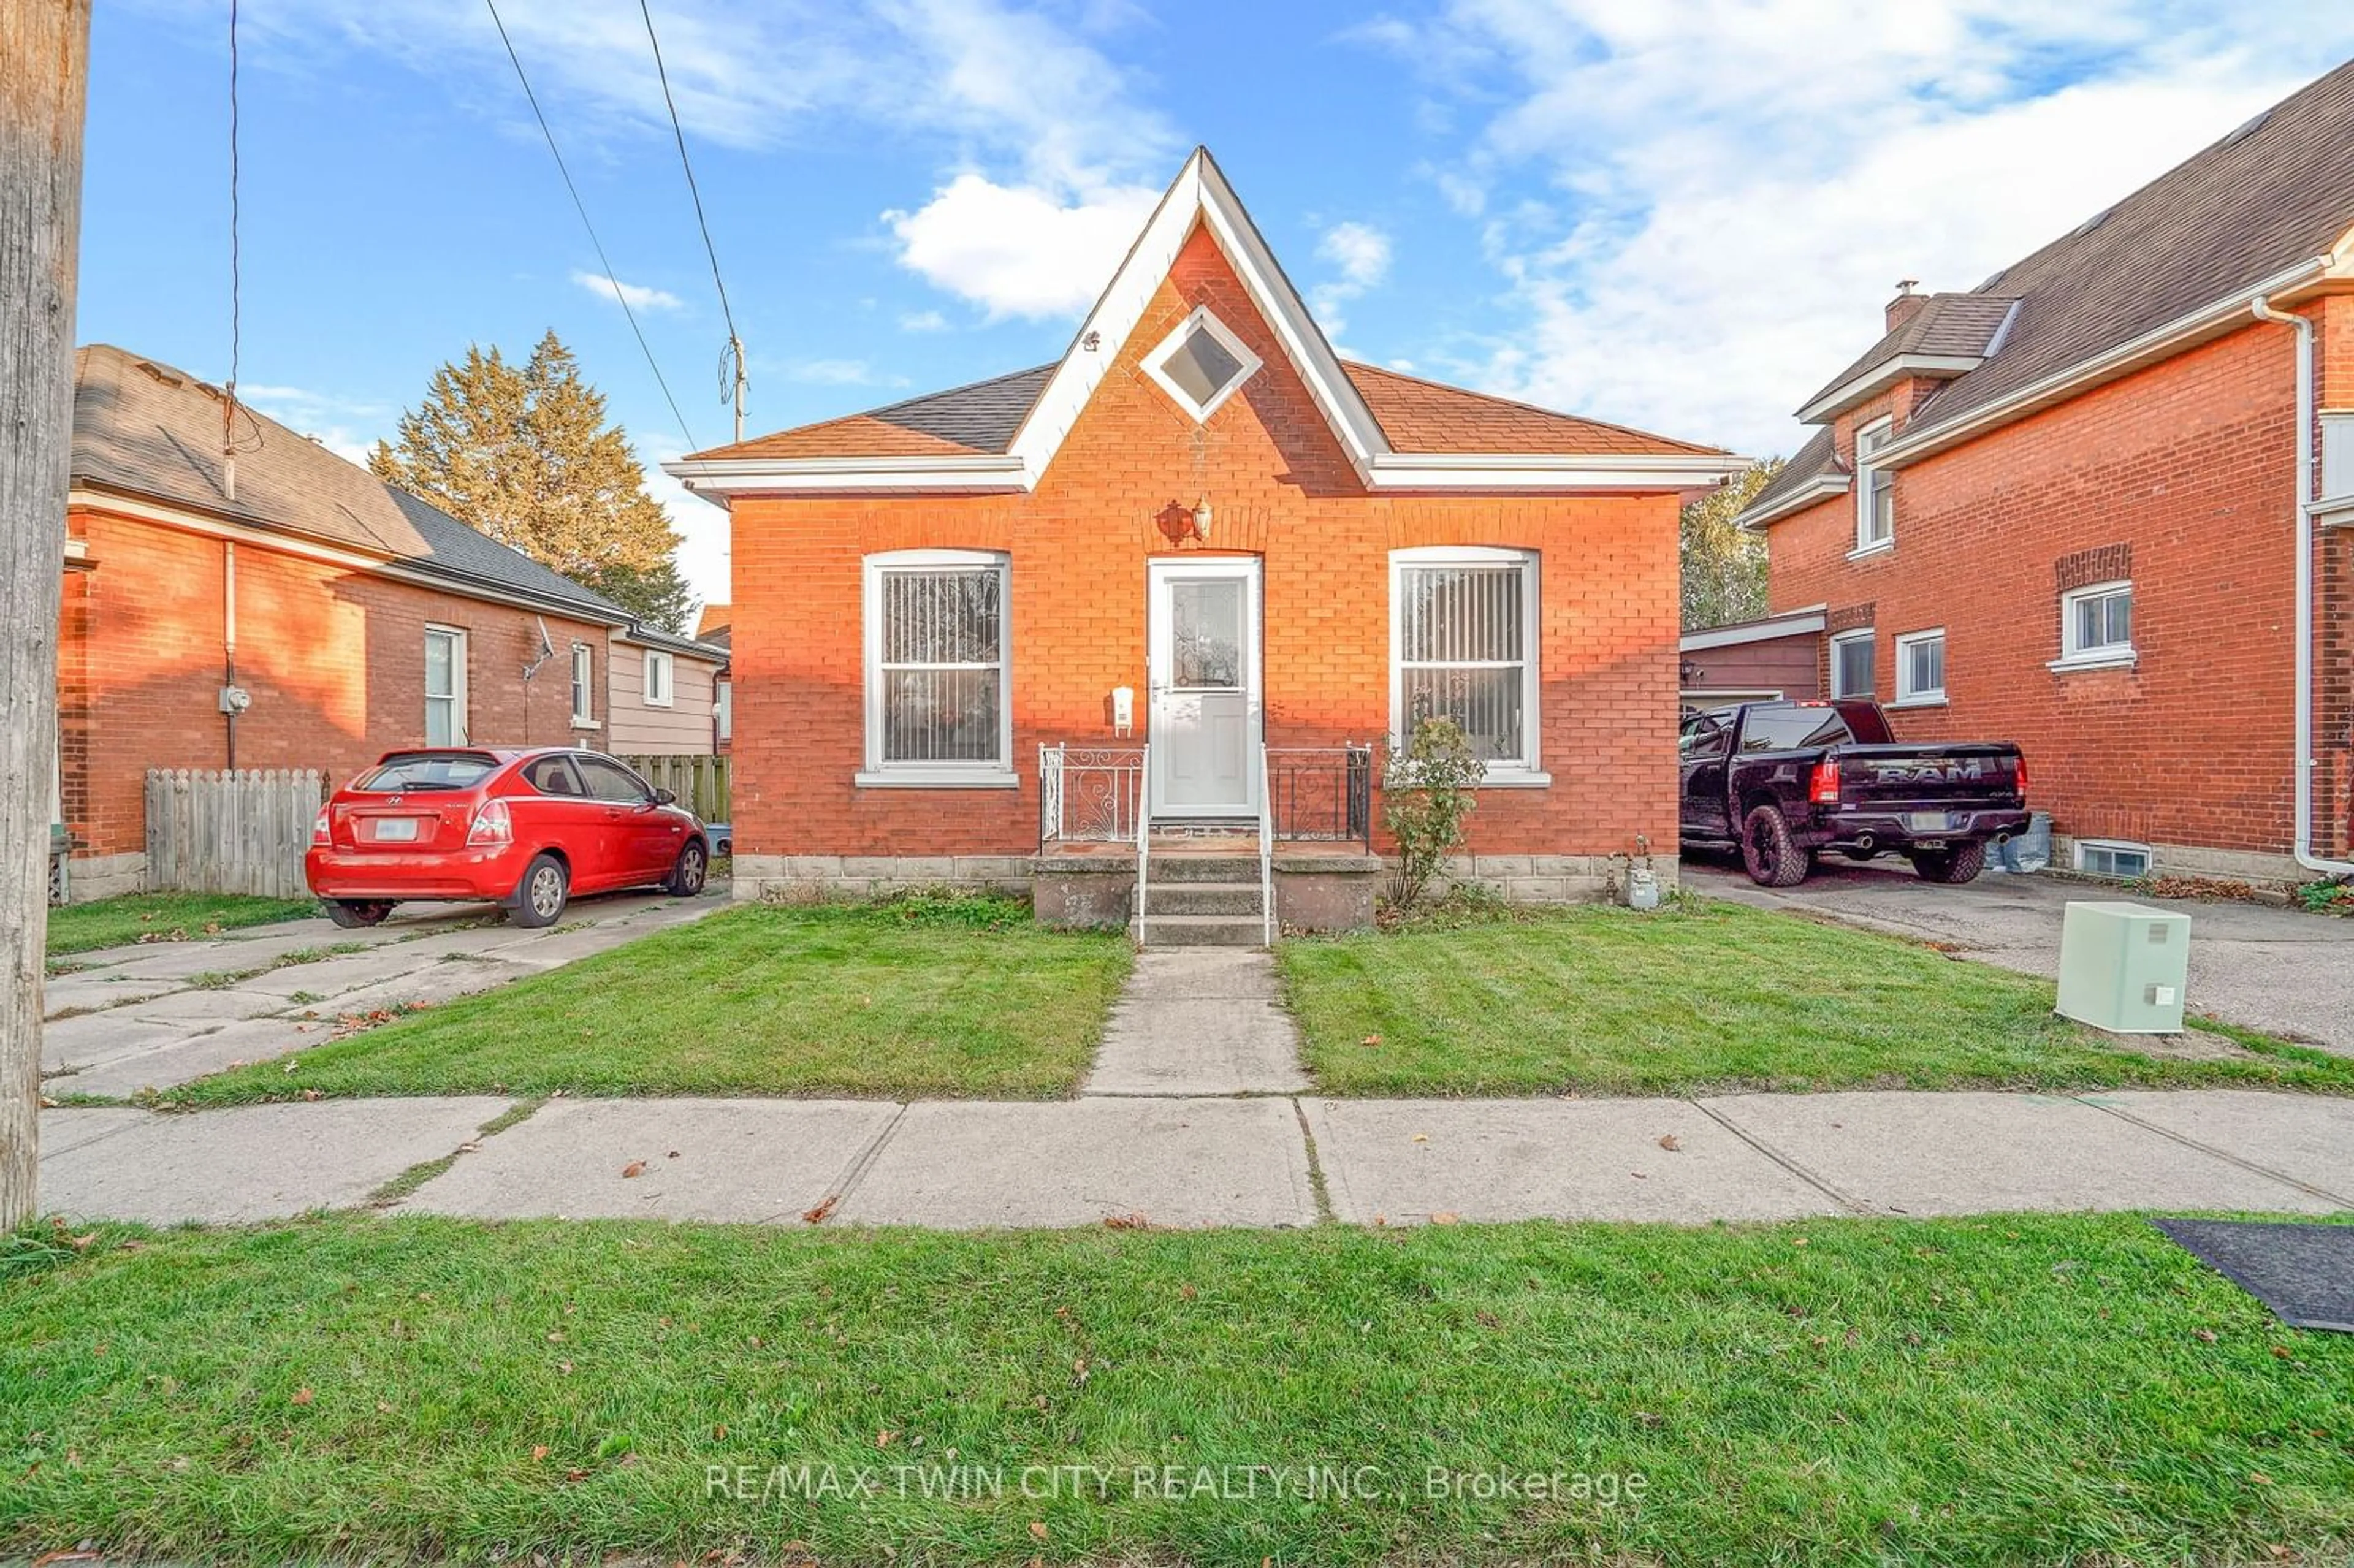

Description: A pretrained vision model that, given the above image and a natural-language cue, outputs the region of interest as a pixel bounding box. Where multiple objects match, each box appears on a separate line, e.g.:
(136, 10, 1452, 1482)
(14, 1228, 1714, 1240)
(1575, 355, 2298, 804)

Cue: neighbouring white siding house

(606, 628, 727, 755)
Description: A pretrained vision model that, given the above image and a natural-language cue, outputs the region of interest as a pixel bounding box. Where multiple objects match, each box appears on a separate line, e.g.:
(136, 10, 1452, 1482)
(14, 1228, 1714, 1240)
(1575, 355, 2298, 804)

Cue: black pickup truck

(1680, 699, 2030, 886)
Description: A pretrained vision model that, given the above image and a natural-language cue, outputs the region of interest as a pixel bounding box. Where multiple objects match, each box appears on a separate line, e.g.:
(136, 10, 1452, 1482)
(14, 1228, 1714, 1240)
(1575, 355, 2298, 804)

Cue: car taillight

(313, 809, 331, 846)
(1808, 759, 1841, 805)
(466, 797, 512, 847)
(2013, 755, 2028, 804)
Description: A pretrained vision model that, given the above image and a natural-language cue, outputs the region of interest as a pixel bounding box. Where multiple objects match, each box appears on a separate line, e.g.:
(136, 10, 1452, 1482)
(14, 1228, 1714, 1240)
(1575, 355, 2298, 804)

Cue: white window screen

(424, 628, 465, 745)
(2068, 585, 2132, 654)
(1897, 631, 1944, 699)
(1830, 632, 1874, 698)
(570, 644, 593, 723)
(1857, 420, 1894, 548)
(1396, 562, 1530, 765)
(643, 650, 675, 706)
(878, 566, 1006, 764)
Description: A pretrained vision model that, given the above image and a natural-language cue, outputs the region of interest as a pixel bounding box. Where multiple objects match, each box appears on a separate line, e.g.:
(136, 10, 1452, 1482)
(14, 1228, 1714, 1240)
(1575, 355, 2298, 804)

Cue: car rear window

(357, 754, 497, 792)
(1739, 707, 1854, 753)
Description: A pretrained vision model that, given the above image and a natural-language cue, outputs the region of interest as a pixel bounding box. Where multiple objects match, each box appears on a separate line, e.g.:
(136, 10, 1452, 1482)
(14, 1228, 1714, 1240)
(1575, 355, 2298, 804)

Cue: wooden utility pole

(0, 0, 91, 1231)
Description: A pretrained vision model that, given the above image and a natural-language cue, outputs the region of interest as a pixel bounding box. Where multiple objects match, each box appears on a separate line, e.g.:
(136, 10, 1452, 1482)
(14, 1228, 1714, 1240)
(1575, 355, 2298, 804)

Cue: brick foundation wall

(64, 505, 614, 862)
(728, 227, 1684, 872)
(1765, 319, 2351, 870)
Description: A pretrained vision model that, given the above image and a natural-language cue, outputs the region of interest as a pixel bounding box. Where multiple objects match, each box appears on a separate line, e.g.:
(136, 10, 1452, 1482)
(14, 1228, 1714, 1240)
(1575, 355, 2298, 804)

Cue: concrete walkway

(43, 889, 725, 1098)
(35, 1087, 2354, 1229)
(1081, 950, 1308, 1096)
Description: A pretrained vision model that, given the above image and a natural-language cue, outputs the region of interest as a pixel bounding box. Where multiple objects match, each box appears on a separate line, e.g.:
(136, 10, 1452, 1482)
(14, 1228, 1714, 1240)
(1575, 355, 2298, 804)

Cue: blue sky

(79, 1, 2354, 608)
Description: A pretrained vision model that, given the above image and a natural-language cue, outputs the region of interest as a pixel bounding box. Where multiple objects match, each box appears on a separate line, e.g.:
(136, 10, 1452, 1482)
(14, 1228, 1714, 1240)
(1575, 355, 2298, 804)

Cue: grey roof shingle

(1797, 57, 2354, 438)
(1798, 294, 2018, 413)
(72, 344, 633, 622)
(1740, 427, 1843, 520)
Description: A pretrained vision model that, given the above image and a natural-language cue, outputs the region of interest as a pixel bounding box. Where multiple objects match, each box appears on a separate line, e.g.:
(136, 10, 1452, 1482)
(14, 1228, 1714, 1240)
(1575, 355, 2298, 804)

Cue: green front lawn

(1281, 900, 2354, 1097)
(44, 892, 319, 957)
(175, 896, 1131, 1104)
(4, 1214, 2348, 1565)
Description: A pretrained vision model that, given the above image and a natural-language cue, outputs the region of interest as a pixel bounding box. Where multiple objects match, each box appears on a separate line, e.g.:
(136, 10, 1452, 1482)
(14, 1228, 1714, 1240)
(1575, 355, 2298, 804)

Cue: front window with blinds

(424, 626, 467, 746)
(1390, 547, 1541, 778)
(862, 550, 1013, 785)
(569, 644, 595, 726)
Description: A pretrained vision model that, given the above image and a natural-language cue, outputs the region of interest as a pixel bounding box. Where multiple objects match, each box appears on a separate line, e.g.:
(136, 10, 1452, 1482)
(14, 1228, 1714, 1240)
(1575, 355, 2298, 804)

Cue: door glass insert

(1170, 579, 1243, 689)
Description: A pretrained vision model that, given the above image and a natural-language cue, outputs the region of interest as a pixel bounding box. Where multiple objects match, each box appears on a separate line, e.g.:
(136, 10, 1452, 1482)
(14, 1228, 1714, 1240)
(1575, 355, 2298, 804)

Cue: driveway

(1686, 855, 2354, 1055)
(42, 887, 727, 1099)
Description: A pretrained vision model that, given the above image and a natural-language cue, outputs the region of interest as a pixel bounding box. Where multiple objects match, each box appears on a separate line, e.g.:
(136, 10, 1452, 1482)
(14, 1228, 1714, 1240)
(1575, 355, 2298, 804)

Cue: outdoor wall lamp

(1191, 496, 1213, 541)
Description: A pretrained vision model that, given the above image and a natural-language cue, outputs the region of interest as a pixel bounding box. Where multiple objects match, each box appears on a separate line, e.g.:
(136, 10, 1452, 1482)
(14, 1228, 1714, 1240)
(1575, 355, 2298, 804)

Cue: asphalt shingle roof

(1739, 427, 1843, 520)
(72, 344, 631, 622)
(1798, 57, 2354, 438)
(684, 359, 1723, 462)
(1798, 294, 2018, 413)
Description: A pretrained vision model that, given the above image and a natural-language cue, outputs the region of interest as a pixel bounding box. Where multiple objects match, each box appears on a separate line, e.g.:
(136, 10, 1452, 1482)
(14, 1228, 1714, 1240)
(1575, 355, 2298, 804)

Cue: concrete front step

(1137, 913, 1269, 947)
(1145, 853, 1261, 884)
(1146, 883, 1264, 916)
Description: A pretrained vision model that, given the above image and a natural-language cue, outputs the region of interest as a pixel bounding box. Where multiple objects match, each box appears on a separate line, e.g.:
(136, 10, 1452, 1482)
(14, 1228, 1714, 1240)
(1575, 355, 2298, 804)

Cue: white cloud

(570, 270, 683, 313)
(235, 384, 387, 467)
(1308, 219, 1394, 337)
(885, 175, 1162, 320)
(1359, 0, 2354, 455)
(899, 310, 951, 333)
(783, 358, 905, 387)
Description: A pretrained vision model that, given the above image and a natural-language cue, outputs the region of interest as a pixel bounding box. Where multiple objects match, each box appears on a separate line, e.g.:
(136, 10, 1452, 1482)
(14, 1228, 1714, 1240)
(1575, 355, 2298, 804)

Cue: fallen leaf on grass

(1360, 1034, 1381, 1048)
(532, 1445, 550, 1460)
(2193, 1328, 2218, 1344)
(1104, 1212, 1148, 1230)
(291, 1388, 314, 1405)
(300, 1088, 322, 1102)
(802, 1193, 840, 1224)
(620, 1161, 646, 1179)
(1029, 1522, 1049, 1542)
(2249, 1471, 2274, 1486)
(876, 1430, 896, 1448)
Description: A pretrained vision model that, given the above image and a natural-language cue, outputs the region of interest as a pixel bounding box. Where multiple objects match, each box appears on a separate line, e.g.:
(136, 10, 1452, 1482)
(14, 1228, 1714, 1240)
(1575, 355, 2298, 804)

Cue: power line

(638, 0, 747, 443)
(481, 0, 698, 451)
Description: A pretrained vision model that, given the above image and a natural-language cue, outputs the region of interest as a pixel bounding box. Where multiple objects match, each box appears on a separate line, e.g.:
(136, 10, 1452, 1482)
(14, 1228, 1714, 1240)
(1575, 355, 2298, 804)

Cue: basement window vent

(2074, 839, 2152, 880)
(1143, 306, 1262, 423)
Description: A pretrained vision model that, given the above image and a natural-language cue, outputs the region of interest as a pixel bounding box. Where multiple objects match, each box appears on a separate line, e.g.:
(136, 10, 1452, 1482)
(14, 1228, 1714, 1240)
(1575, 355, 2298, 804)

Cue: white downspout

(2250, 295, 2354, 876)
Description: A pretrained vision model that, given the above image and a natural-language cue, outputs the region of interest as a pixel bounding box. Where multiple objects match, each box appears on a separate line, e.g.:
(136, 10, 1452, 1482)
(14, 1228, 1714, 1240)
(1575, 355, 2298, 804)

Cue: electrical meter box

(2055, 900, 2190, 1033)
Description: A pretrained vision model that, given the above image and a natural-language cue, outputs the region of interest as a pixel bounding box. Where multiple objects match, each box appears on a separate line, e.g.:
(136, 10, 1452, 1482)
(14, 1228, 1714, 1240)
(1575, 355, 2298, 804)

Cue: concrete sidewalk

(35, 1087, 2354, 1230)
(42, 888, 726, 1099)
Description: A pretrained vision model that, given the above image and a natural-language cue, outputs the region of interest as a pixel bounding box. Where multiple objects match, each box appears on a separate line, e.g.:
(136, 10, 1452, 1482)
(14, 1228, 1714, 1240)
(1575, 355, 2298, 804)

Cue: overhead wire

(482, 0, 699, 450)
(638, 0, 748, 435)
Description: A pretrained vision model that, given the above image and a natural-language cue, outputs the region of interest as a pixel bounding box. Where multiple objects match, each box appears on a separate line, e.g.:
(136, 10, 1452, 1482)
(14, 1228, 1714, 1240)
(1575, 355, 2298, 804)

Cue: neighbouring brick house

(1737, 62, 2354, 886)
(666, 150, 1737, 935)
(58, 344, 725, 900)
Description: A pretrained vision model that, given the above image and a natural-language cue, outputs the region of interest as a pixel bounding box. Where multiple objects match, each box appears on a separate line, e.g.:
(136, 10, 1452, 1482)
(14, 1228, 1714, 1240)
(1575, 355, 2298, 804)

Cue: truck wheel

(509, 853, 570, 929)
(1909, 841, 1987, 885)
(1741, 805, 1812, 888)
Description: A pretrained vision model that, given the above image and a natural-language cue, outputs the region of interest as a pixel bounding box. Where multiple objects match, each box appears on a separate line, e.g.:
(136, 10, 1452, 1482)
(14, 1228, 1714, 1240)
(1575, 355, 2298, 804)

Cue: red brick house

(1737, 62, 2354, 886)
(58, 344, 725, 900)
(666, 150, 1737, 935)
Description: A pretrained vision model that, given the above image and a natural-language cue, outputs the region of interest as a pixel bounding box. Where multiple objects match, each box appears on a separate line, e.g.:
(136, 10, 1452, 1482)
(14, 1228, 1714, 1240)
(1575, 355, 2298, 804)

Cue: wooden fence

(145, 768, 326, 899)
(617, 753, 731, 824)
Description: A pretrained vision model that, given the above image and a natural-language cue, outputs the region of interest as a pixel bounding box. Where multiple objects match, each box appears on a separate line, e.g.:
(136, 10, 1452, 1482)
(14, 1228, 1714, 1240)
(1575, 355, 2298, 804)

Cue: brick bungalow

(665, 150, 1737, 935)
(58, 344, 725, 900)
(1737, 61, 2354, 886)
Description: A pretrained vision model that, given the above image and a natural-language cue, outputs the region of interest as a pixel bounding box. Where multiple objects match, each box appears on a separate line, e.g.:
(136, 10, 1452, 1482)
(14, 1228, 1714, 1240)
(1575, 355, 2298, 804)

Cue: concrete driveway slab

(311, 957, 544, 1016)
(1701, 1090, 2336, 1216)
(44, 973, 188, 1019)
(1688, 859, 2354, 1054)
(117, 987, 295, 1025)
(37, 1106, 155, 1156)
(1305, 1097, 1842, 1226)
(40, 1014, 192, 1075)
(37, 1097, 511, 1224)
(2081, 1090, 2354, 1205)
(402, 1098, 899, 1223)
(65, 1017, 321, 1099)
(837, 1098, 1316, 1229)
(232, 950, 444, 999)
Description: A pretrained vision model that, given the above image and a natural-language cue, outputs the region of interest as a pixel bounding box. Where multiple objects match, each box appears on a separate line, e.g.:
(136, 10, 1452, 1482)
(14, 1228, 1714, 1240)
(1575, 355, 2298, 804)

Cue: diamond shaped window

(1143, 307, 1262, 422)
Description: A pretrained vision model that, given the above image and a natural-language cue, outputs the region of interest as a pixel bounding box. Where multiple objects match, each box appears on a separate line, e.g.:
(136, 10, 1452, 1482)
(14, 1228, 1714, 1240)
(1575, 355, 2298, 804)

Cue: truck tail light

(1808, 759, 1841, 805)
(2013, 755, 2028, 804)
(466, 797, 512, 847)
(312, 809, 331, 846)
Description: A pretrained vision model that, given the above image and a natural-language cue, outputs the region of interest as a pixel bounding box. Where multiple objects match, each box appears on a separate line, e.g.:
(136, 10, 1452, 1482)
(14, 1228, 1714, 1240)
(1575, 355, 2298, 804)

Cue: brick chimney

(1885, 279, 1926, 332)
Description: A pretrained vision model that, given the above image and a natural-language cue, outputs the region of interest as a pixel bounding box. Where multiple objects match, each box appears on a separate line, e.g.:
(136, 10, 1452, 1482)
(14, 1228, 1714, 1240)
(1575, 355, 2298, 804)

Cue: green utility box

(2055, 900, 2190, 1033)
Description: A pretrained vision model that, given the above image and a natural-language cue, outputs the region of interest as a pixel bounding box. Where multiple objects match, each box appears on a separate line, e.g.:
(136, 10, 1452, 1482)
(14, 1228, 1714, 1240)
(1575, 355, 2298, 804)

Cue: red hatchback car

(307, 748, 710, 929)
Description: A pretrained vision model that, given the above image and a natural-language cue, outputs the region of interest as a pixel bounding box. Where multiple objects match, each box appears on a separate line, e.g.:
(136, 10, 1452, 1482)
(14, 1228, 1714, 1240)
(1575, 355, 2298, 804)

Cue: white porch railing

(1256, 743, 1274, 945)
(1037, 744, 1146, 845)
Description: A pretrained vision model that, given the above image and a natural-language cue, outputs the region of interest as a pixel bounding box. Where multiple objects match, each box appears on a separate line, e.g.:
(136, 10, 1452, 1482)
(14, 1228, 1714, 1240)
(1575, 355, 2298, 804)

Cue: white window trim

(569, 642, 598, 729)
(1853, 416, 1895, 554)
(714, 679, 732, 745)
(424, 625, 468, 746)
(1388, 545, 1549, 786)
(1889, 627, 1947, 708)
(642, 648, 676, 707)
(2051, 578, 2136, 672)
(1828, 628, 1875, 699)
(2073, 838, 2152, 879)
(858, 548, 1015, 789)
(1141, 305, 1263, 424)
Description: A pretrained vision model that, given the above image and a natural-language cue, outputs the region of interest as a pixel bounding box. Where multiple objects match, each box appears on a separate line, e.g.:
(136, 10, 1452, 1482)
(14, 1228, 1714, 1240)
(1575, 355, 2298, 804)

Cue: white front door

(1148, 557, 1260, 818)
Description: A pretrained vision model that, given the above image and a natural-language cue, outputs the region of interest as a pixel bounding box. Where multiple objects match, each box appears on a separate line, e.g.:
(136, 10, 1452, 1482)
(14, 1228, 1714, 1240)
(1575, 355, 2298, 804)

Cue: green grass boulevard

(2, 1212, 2348, 1565)
(44, 891, 320, 958)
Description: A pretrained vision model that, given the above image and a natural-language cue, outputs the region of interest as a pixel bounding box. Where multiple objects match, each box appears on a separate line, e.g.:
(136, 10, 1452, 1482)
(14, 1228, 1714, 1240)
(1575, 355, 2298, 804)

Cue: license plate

(1906, 812, 1955, 832)
(371, 817, 421, 842)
